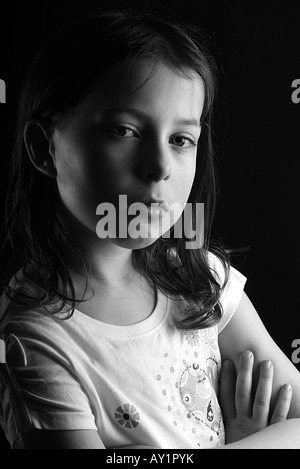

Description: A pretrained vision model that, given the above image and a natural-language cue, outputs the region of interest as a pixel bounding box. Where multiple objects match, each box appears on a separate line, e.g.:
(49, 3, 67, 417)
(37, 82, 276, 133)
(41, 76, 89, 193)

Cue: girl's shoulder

(0, 267, 68, 339)
(207, 251, 228, 285)
(168, 247, 229, 285)
(0, 268, 80, 372)
(213, 256, 247, 334)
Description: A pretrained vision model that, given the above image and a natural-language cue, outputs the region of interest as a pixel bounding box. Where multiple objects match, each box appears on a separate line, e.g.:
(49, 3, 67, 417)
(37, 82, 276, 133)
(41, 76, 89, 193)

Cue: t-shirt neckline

(15, 267, 170, 338)
(73, 289, 170, 337)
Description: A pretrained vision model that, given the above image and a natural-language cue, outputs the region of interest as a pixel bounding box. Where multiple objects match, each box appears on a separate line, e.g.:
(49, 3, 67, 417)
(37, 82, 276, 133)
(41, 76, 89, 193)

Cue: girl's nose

(137, 140, 171, 182)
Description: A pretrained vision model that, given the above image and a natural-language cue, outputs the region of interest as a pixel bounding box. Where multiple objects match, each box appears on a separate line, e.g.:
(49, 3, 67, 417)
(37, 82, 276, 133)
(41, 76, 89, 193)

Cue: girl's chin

(109, 236, 160, 250)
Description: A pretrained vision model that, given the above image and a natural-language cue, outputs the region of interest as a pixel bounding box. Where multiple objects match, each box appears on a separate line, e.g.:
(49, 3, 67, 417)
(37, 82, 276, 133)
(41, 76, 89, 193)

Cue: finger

(219, 360, 236, 423)
(252, 360, 273, 425)
(235, 350, 254, 417)
(270, 384, 293, 425)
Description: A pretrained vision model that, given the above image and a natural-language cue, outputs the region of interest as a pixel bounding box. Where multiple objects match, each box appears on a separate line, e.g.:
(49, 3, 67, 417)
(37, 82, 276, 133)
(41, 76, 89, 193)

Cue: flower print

(184, 330, 200, 346)
(202, 327, 219, 354)
(114, 403, 140, 428)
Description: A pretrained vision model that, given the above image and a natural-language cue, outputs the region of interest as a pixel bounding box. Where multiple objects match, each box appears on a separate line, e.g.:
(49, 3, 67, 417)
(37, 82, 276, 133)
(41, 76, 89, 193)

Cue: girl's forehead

(65, 58, 205, 124)
(89, 58, 204, 106)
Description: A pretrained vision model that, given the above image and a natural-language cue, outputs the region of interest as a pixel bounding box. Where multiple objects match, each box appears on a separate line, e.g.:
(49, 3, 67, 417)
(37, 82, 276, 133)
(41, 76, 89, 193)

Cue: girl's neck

(57, 201, 139, 288)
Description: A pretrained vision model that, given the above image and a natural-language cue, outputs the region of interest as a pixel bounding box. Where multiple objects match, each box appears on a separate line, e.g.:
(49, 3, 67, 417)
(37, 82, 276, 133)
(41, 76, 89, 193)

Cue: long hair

(0, 7, 229, 329)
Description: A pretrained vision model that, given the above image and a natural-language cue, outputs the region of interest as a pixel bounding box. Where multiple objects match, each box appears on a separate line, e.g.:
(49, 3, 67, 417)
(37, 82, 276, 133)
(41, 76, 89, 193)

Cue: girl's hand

(219, 350, 293, 444)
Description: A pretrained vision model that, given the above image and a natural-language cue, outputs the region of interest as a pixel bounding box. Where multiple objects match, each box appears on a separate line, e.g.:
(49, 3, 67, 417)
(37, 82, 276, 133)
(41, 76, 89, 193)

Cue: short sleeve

(217, 266, 247, 333)
(208, 253, 247, 334)
(0, 312, 97, 448)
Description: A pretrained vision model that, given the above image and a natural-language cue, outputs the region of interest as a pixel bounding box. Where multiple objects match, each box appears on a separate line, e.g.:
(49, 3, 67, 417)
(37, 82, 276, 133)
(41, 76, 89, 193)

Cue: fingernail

(283, 383, 292, 392)
(242, 350, 253, 360)
(262, 360, 272, 369)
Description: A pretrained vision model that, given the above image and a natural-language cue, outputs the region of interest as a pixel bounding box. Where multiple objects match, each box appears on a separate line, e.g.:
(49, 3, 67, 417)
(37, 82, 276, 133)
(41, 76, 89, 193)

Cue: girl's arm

(218, 291, 300, 448)
(219, 419, 300, 449)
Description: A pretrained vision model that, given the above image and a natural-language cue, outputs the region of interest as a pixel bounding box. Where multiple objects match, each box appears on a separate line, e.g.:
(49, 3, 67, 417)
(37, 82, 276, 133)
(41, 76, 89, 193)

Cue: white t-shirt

(0, 255, 246, 449)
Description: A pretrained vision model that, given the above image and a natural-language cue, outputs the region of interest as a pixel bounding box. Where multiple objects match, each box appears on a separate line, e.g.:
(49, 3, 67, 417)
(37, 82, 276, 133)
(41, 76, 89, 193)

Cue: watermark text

(291, 339, 300, 364)
(0, 79, 6, 103)
(291, 79, 300, 104)
(96, 195, 204, 249)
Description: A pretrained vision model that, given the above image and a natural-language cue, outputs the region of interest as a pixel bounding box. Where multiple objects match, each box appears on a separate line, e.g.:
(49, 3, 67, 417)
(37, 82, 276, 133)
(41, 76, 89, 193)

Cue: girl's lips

(140, 199, 170, 212)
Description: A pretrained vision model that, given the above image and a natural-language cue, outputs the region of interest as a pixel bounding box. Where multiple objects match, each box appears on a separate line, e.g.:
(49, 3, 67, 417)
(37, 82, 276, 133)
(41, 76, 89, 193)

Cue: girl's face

(50, 59, 204, 249)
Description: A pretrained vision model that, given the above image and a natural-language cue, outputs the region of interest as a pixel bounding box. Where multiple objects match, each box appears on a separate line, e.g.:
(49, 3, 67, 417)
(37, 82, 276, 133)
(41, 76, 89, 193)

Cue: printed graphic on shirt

(156, 326, 225, 447)
(179, 358, 222, 435)
(184, 330, 200, 347)
(114, 403, 140, 428)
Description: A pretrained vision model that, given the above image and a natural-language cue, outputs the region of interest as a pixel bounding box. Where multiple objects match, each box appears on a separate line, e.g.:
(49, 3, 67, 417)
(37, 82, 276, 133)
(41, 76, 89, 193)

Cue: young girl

(0, 8, 300, 449)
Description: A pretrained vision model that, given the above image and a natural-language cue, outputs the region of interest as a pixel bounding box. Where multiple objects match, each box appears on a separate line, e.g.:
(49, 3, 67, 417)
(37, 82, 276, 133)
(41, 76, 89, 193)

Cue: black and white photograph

(0, 0, 300, 451)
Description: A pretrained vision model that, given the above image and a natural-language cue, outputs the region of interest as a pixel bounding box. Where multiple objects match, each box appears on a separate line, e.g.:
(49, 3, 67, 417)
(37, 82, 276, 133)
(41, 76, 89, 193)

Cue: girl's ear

(24, 119, 57, 178)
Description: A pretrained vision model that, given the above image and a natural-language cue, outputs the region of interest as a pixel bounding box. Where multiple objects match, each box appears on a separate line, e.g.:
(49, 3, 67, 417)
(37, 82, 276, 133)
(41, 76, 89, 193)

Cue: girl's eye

(170, 135, 197, 150)
(109, 125, 136, 138)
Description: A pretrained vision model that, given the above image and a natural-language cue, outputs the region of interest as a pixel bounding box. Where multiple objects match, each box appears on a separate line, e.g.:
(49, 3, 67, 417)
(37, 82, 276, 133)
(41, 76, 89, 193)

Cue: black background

(0, 0, 299, 449)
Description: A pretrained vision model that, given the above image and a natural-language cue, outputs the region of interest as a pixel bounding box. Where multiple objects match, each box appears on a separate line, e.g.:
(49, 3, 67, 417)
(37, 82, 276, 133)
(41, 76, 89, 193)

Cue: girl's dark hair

(0, 6, 229, 329)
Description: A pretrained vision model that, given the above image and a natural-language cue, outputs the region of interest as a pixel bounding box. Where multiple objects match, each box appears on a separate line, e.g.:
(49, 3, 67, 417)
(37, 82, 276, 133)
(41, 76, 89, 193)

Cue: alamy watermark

(291, 79, 300, 104)
(95, 195, 204, 249)
(291, 339, 300, 364)
(0, 79, 6, 103)
(0, 339, 5, 363)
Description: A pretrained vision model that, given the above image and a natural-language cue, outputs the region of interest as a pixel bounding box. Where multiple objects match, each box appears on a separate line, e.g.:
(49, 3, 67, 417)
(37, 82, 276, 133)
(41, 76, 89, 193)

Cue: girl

(0, 8, 300, 449)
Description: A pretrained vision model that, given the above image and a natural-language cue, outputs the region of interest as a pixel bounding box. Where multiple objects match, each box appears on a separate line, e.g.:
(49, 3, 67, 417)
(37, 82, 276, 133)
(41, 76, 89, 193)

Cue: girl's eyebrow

(103, 106, 201, 128)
